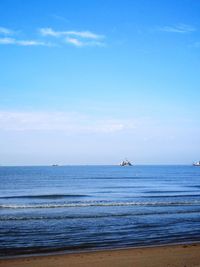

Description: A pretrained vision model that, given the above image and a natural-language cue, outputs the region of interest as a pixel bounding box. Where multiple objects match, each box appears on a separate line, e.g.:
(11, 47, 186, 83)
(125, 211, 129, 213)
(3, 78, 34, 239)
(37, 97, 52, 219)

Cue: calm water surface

(1, 165, 200, 257)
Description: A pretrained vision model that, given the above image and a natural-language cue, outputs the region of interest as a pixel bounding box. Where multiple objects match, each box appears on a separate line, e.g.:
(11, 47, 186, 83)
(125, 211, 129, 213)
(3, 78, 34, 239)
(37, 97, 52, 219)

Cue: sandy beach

(1, 243, 200, 267)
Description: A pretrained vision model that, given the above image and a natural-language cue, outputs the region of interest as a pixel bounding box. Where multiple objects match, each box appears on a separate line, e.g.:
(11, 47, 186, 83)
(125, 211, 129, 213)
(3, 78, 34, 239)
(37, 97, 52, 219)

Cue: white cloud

(66, 37, 84, 47)
(39, 27, 104, 39)
(0, 37, 15, 44)
(65, 37, 105, 47)
(0, 26, 14, 35)
(39, 27, 105, 47)
(0, 37, 51, 46)
(158, 24, 196, 33)
(0, 36, 103, 47)
(0, 26, 105, 48)
(66, 30, 104, 39)
(39, 27, 60, 37)
(17, 40, 49, 46)
(0, 111, 136, 133)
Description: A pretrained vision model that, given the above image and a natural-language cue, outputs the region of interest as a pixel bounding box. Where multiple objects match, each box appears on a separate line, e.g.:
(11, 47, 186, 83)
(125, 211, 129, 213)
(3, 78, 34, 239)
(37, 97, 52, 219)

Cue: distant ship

(193, 161, 200, 166)
(120, 159, 133, 166)
(52, 164, 59, 167)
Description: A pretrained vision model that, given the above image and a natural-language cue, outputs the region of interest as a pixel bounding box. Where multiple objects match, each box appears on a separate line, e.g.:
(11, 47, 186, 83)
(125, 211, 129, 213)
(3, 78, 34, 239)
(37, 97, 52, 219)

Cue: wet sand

(1, 243, 200, 267)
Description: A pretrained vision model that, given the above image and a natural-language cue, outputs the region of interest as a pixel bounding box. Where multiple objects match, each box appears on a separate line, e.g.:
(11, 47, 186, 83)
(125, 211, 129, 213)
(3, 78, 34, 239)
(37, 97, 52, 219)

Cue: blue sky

(0, 0, 200, 165)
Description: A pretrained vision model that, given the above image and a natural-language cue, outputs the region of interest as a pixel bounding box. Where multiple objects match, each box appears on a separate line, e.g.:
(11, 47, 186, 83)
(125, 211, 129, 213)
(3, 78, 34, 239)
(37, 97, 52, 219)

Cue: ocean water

(1, 165, 200, 257)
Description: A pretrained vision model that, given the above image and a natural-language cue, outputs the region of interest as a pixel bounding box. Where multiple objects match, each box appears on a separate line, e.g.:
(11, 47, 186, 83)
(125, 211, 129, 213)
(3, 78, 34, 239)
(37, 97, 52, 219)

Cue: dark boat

(193, 161, 200, 166)
(120, 159, 132, 166)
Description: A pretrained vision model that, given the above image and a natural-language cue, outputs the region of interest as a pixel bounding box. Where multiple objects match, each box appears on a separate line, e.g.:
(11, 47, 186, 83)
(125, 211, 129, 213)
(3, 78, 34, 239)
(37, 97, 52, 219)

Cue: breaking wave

(2, 209, 200, 221)
(1, 200, 200, 209)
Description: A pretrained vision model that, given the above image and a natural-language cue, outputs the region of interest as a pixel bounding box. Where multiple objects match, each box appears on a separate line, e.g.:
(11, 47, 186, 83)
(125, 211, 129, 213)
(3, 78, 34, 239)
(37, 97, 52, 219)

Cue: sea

(1, 165, 200, 257)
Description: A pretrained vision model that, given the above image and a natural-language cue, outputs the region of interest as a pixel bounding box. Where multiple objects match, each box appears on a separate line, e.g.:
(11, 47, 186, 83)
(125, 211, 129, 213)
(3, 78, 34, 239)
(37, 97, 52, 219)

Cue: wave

(0, 209, 200, 221)
(1, 200, 200, 209)
(1, 193, 199, 200)
(0, 194, 89, 199)
(2, 209, 200, 221)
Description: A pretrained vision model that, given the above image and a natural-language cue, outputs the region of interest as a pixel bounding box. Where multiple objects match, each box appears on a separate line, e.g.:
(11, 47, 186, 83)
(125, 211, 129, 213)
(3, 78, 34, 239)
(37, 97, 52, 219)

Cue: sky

(0, 0, 200, 165)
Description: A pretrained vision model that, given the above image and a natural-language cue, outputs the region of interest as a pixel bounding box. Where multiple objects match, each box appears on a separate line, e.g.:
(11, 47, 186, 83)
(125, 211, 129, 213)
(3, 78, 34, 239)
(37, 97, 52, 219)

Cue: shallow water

(1, 165, 200, 257)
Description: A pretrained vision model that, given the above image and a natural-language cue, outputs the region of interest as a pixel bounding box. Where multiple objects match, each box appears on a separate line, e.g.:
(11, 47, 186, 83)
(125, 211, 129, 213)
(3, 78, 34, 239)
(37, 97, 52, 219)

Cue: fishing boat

(120, 159, 132, 166)
(193, 161, 200, 166)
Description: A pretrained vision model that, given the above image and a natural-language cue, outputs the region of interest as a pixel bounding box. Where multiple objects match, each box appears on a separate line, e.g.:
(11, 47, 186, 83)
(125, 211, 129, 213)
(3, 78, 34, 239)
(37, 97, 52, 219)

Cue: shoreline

(1, 243, 200, 267)
(2, 240, 200, 260)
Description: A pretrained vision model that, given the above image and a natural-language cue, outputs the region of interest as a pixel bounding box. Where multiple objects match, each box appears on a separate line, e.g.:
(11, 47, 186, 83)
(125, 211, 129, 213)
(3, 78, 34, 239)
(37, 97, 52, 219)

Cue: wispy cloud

(66, 37, 84, 47)
(0, 37, 51, 46)
(0, 26, 105, 48)
(0, 26, 52, 47)
(0, 26, 14, 35)
(0, 111, 135, 133)
(67, 30, 103, 39)
(39, 27, 105, 47)
(39, 27, 104, 39)
(158, 24, 196, 33)
(39, 27, 60, 37)
(65, 37, 105, 47)
(0, 37, 14, 44)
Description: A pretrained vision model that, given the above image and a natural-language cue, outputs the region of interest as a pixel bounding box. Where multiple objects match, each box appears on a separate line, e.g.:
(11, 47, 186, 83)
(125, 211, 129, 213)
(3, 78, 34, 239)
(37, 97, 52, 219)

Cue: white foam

(1, 200, 200, 209)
